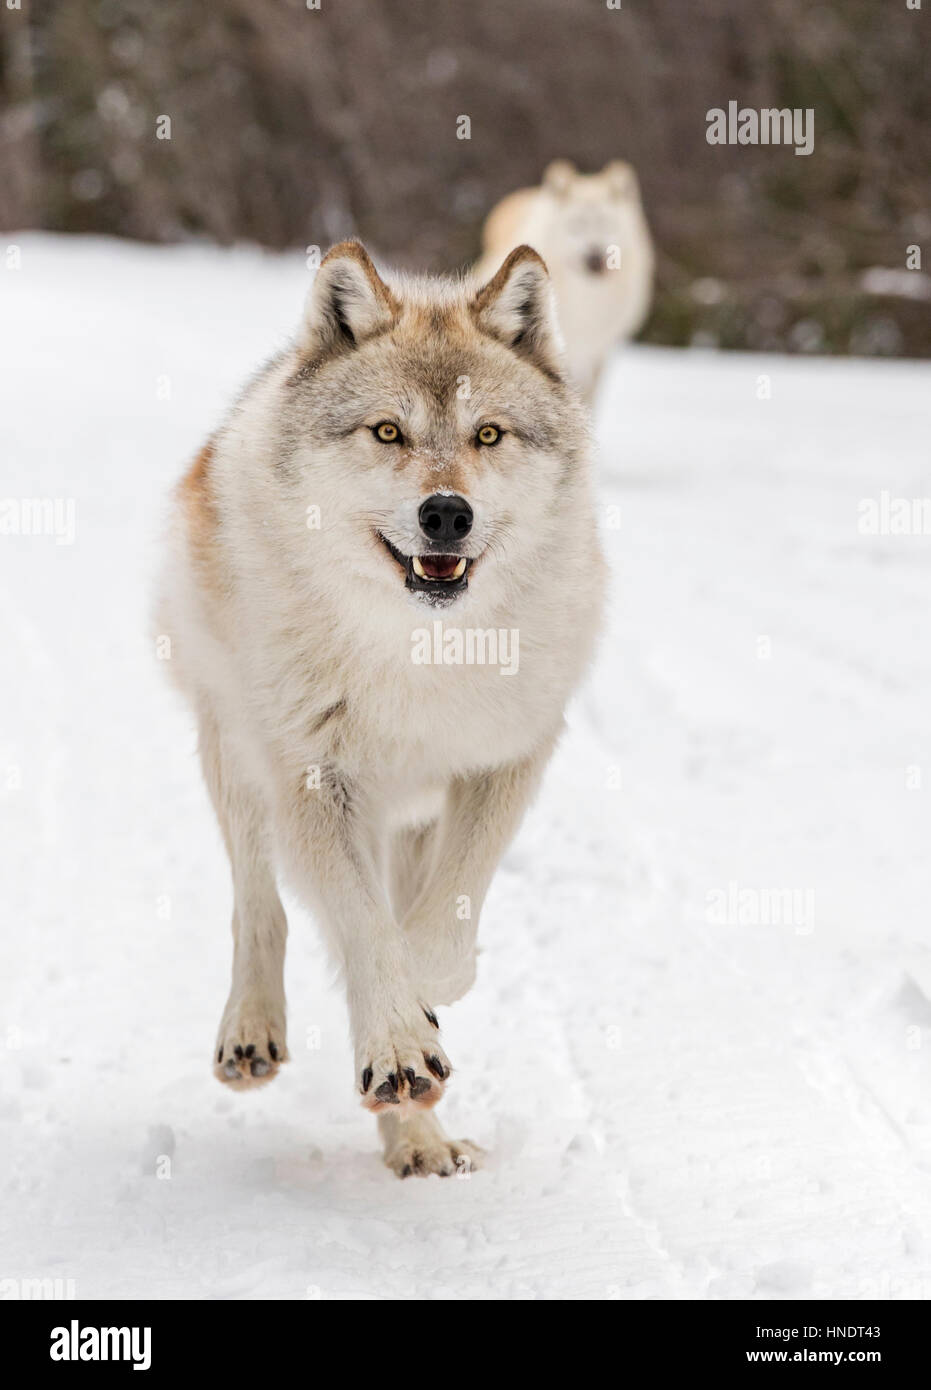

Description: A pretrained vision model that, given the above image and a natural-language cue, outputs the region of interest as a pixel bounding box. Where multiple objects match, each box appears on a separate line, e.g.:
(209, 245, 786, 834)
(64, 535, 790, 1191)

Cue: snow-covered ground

(2, 235, 930, 1301)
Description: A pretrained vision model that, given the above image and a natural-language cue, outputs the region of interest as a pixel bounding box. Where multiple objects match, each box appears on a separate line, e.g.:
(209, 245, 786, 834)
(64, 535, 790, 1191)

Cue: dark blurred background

(2, 0, 930, 354)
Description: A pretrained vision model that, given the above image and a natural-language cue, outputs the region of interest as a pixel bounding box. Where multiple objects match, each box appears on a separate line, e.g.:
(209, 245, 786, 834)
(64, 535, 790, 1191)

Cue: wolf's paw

(384, 1133, 484, 1179)
(214, 1005, 288, 1088)
(358, 1006, 451, 1114)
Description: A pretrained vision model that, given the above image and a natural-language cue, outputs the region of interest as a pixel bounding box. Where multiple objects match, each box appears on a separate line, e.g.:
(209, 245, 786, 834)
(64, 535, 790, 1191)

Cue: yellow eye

(374, 421, 400, 444)
(477, 424, 501, 446)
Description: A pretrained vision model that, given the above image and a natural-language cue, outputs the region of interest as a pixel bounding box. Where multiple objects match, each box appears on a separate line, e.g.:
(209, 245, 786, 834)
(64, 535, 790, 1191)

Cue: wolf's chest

(329, 626, 548, 783)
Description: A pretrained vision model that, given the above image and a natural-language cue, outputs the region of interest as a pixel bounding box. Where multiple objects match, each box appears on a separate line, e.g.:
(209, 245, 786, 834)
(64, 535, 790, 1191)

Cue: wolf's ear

(472, 245, 563, 379)
(300, 241, 398, 358)
(542, 159, 576, 198)
(603, 160, 637, 199)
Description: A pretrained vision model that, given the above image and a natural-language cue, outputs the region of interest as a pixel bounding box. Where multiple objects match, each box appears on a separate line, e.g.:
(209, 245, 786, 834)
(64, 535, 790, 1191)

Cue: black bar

(0, 1299, 920, 1375)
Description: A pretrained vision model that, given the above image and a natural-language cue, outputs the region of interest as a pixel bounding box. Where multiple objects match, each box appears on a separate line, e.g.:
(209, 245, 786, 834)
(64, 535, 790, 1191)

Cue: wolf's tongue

(419, 554, 461, 580)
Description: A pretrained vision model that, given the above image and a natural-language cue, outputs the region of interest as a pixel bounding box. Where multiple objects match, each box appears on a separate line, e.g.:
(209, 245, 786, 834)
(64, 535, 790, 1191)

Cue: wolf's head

(537, 159, 647, 278)
(278, 240, 587, 611)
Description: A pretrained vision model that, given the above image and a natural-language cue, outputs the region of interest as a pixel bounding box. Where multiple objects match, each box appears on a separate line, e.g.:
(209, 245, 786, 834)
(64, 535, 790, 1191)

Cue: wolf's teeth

(411, 555, 468, 582)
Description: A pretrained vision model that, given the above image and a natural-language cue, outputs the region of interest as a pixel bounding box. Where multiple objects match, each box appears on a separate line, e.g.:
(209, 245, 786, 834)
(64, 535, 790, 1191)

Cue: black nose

(418, 493, 473, 545)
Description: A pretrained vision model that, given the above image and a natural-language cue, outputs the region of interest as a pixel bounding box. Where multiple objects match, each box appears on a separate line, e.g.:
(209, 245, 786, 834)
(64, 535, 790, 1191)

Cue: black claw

(244, 1043, 255, 1058)
(410, 1075, 432, 1100)
(234, 1045, 244, 1060)
(217, 1047, 223, 1063)
(268, 1041, 279, 1061)
(403, 1067, 416, 1090)
(361, 1066, 373, 1094)
(423, 1007, 439, 1029)
(400, 1164, 412, 1178)
(374, 1080, 401, 1105)
(425, 1054, 448, 1080)
(387, 1071, 399, 1093)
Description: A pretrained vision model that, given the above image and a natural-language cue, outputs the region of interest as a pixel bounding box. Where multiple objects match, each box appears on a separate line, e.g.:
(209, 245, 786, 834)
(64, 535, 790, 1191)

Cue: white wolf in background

(477, 159, 655, 405)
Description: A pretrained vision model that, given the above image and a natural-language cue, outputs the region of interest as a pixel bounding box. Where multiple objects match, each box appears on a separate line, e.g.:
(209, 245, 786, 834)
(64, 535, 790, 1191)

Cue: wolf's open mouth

(378, 533, 473, 601)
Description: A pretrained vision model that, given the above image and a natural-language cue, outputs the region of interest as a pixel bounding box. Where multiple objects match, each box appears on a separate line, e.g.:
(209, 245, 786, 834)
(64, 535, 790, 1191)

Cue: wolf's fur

(158, 241, 604, 1177)
(476, 160, 655, 405)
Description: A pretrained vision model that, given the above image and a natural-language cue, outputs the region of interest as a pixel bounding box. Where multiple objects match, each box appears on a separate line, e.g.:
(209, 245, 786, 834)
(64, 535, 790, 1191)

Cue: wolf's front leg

(284, 770, 451, 1112)
(378, 1110, 484, 1179)
(402, 737, 557, 1004)
(198, 708, 290, 1088)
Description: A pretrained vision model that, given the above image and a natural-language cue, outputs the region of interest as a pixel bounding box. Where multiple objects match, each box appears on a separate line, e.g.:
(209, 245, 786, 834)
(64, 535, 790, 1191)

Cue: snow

(2, 234, 930, 1301)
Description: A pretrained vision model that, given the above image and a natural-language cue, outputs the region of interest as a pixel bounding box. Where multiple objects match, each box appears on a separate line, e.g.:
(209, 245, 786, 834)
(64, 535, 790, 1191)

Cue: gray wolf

(158, 240, 604, 1176)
